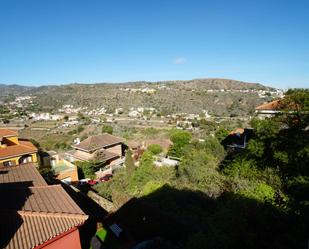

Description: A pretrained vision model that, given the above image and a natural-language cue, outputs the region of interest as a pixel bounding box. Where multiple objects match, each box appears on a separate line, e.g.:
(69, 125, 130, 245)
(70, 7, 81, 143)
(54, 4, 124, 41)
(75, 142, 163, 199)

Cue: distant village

(0, 85, 284, 131)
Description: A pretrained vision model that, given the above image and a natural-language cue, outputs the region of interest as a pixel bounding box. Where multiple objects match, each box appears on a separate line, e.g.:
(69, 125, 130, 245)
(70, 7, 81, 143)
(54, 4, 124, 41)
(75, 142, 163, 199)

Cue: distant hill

(0, 84, 34, 97)
(0, 78, 277, 116)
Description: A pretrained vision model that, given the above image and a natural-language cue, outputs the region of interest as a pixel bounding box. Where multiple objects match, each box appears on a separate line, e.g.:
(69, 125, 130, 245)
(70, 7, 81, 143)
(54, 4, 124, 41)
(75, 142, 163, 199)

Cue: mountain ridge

(0, 78, 278, 116)
(0, 78, 275, 89)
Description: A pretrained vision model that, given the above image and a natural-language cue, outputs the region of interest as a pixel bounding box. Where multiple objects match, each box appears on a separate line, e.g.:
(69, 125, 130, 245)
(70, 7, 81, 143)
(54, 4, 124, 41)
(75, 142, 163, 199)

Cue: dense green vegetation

(95, 89, 308, 248)
(102, 124, 113, 134)
(77, 160, 106, 179)
(147, 144, 163, 155)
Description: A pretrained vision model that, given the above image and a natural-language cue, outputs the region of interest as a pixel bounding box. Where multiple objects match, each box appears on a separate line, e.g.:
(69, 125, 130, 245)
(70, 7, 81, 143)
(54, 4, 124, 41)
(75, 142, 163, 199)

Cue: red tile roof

(0, 142, 38, 160)
(0, 163, 47, 186)
(0, 211, 85, 249)
(0, 163, 88, 249)
(0, 129, 18, 138)
(72, 133, 123, 152)
(229, 128, 245, 135)
(255, 99, 282, 110)
(1, 185, 86, 215)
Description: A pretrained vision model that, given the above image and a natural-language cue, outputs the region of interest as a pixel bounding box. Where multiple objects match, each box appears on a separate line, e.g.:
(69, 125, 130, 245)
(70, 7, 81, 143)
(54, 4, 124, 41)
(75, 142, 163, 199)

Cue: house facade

(0, 129, 38, 167)
(66, 133, 126, 176)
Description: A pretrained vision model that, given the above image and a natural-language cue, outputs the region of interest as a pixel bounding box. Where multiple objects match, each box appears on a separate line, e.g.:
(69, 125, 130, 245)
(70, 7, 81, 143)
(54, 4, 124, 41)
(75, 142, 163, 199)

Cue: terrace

(53, 161, 75, 174)
(50, 157, 79, 183)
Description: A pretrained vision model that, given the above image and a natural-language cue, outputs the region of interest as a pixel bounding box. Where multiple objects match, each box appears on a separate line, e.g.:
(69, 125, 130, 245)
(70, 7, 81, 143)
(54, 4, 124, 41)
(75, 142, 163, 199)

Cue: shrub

(147, 144, 163, 155)
(102, 124, 113, 134)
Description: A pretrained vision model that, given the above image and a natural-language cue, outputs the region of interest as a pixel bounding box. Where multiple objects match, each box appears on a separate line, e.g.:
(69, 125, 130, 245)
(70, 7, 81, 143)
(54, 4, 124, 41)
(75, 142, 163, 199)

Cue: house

(0, 163, 88, 249)
(154, 157, 179, 167)
(66, 133, 126, 176)
(255, 99, 283, 118)
(128, 110, 140, 118)
(221, 128, 254, 150)
(0, 129, 38, 167)
(126, 138, 172, 162)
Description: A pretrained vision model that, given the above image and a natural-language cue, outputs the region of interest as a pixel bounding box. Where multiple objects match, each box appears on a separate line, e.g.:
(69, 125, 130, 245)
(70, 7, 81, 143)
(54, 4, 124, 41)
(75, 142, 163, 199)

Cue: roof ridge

(29, 184, 62, 189)
(17, 210, 88, 220)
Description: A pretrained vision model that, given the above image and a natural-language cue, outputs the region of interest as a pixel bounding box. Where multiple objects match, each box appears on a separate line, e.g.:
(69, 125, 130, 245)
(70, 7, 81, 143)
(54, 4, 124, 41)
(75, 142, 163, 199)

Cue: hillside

(0, 78, 277, 116)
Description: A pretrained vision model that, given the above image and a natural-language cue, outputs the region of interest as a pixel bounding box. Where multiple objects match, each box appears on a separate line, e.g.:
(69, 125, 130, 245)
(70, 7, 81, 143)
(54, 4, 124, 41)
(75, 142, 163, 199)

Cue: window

(3, 161, 12, 167)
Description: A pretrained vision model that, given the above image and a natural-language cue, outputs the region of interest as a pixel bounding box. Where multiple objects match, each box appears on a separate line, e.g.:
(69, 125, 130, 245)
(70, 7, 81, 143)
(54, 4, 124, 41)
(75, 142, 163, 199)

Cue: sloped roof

(72, 133, 123, 152)
(255, 99, 282, 110)
(0, 163, 47, 186)
(229, 128, 245, 135)
(0, 163, 88, 249)
(0, 211, 86, 249)
(0, 185, 85, 215)
(0, 140, 38, 160)
(0, 129, 18, 138)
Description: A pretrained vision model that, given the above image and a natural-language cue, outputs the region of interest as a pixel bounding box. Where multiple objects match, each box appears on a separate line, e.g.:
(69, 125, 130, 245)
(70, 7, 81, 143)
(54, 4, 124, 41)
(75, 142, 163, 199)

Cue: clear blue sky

(0, 0, 308, 88)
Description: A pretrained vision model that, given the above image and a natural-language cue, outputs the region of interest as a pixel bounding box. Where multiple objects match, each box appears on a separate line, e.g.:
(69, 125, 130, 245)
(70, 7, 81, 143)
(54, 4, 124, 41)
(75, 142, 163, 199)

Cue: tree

(77, 112, 85, 121)
(125, 150, 135, 175)
(76, 124, 84, 133)
(167, 143, 184, 158)
(76, 160, 101, 179)
(102, 124, 113, 134)
(279, 89, 309, 129)
(168, 130, 192, 158)
(169, 129, 192, 147)
(139, 151, 154, 168)
(215, 127, 229, 142)
(147, 144, 163, 155)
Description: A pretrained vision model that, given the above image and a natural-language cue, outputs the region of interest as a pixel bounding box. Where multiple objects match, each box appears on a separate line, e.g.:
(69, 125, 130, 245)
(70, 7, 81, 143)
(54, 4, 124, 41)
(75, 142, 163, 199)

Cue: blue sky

(0, 0, 308, 88)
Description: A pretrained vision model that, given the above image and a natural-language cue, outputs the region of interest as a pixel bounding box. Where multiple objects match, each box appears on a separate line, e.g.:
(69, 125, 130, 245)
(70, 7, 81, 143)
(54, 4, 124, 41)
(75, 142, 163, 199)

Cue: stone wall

(87, 190, 115, 212)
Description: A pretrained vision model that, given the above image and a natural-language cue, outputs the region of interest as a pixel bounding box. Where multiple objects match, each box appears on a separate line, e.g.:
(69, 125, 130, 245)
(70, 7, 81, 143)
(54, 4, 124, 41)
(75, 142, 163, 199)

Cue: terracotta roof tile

(255, 99, 283, 110)
(0, 129, 18, 138)
(0, 141, 38, 160)
(0, 184, 85, 215)
(0, 164, 47, 186)
(72, 133, 123, 152)
(229, 128, 245, 135)
(0, 212, 86, 249)
(0, 163, 88, 249)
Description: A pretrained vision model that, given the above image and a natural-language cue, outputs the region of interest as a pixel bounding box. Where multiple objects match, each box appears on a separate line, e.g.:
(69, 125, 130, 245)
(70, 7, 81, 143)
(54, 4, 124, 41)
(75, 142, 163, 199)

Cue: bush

(76, 125, 84, 133)
(238, 182, 275, 203)
(102, 124, 113, 134)
(125, 150, 135, 175)
(215, 127, 229, 142)
(147, 144, 163, 155)
(169, 129, 192, 147)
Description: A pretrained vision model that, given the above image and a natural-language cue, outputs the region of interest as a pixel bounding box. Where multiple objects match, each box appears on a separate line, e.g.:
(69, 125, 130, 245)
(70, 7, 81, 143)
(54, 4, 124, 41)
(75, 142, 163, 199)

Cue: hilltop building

(0, 129, 38, 167)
